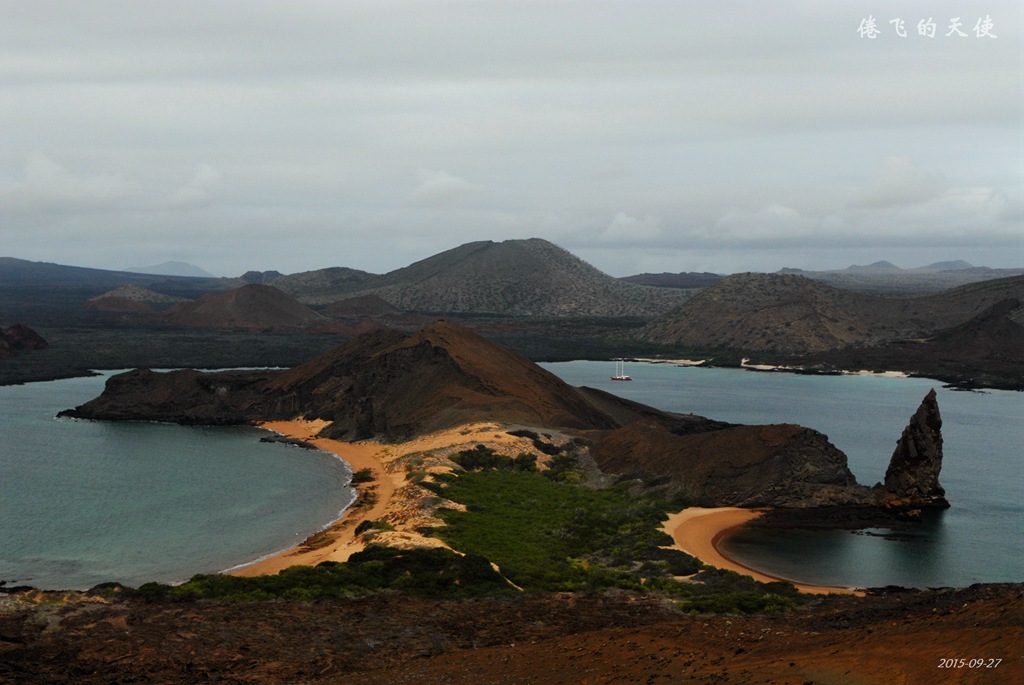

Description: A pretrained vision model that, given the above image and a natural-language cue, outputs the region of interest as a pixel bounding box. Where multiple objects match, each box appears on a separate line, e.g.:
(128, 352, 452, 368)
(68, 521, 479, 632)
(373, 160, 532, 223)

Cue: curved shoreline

(663, 507, 864, 596)
(229, 419, 398, 576)
(230, 422, 862, 596)
(229, 420, 530, 577)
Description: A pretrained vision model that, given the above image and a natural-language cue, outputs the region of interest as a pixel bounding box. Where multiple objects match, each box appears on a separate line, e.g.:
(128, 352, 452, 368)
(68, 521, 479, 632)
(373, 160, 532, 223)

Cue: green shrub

(124, 545, 515, 602)
(351, 468, 375, 484)
(427, 470, 806, 613)
(451, 445, 538, 473)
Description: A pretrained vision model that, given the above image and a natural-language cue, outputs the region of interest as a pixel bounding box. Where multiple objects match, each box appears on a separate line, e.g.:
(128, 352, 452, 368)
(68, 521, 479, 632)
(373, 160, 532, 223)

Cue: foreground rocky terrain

(1, 584, 1020, 684)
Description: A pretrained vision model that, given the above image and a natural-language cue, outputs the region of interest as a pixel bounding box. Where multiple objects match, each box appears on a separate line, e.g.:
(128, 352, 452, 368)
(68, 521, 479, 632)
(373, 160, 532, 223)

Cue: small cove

(0, 372, 354, 590)
(542, 361, 1024, 588)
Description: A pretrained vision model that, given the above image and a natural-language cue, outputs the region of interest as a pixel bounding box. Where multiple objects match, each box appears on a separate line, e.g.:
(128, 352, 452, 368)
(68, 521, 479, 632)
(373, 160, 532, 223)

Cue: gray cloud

(848, 157, 950, 209)
(0, 1, 1019, 277)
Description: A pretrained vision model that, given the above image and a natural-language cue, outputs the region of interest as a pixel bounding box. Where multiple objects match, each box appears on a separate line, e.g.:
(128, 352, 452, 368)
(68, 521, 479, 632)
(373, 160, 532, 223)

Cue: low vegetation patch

(450, 444, 538, 472)
(117, 546, 513, 602)
(424, 468, 804, 612)
(350, 467, 375, 484)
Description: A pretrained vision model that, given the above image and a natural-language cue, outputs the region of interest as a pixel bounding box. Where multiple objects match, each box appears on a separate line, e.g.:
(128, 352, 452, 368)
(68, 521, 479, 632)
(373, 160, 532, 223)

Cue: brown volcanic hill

(156, 284, 327, 330)
(85, 284, 188, 313)
(84, 296, 156, 314)
(265, 320, 624, 440)
(641, 273, 878, 353)
(926, 296, 1024, 353)
(642, 273, 1024, 354)
(64, 321, 622, 441)
(276, 239, 693, 317)
(801, 297, 1024, 388)
(0, 323, 48, 359)
(321, 294, 401, 318)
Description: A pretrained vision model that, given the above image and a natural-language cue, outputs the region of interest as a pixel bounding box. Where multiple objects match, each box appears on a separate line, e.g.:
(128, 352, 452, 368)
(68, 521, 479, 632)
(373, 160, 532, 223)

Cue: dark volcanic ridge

(642, 272, 1024, 359)
(783, 297, 1024, 389)
(62, 320, 946, 512)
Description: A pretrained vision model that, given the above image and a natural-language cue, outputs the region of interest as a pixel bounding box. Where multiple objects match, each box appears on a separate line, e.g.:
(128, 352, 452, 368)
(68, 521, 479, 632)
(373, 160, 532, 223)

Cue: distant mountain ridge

(642, 274, 877, 353)
(273, 239, 693, 317)
(779, 261, 1024, 295)
(642, 273, 1024, 355)
(619, 272, 723, 289)
(0, 257, 209, 290)
(792, 298, 1024, 389)
(126, 261, 217, 278)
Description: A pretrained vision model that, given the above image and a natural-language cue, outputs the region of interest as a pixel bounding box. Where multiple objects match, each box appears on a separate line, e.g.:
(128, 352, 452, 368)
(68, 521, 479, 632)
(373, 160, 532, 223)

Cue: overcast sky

(2, 1, 1020, 277)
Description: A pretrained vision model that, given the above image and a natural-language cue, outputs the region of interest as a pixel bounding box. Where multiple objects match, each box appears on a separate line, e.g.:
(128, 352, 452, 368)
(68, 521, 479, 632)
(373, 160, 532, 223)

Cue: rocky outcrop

(590, 389, 949, 511)
(0, 324, 48, 359)
(590, 420, 872, 507)
(879, 389, 949, 511)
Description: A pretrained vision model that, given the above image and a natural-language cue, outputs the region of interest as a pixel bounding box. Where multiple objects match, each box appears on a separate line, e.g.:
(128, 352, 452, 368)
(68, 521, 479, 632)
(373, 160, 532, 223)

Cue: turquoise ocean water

(542, 361, 1023, 588)
(0, 372, 354, 590)
(1, 364, 1020, 590)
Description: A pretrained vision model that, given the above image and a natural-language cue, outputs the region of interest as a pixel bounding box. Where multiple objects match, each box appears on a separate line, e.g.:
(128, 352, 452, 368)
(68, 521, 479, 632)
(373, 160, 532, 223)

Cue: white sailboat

(611, 358, 632, 381)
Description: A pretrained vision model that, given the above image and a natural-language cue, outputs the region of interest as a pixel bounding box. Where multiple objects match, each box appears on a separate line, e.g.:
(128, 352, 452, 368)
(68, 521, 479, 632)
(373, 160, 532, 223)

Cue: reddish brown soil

(158, 284, 326, 330)
(2, 584, 1019, 684)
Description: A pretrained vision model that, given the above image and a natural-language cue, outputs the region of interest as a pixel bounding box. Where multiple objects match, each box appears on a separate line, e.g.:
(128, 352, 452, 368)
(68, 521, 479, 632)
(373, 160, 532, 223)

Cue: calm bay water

(541, 361, 1024, 588)
(0, 372, 354, 590)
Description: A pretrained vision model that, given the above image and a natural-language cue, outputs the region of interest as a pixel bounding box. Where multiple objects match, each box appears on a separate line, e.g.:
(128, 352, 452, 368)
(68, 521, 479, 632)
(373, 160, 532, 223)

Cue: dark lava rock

(880, 389, 949, 510)
(590, 419, 873, 507)
(0, 324, 48, 359)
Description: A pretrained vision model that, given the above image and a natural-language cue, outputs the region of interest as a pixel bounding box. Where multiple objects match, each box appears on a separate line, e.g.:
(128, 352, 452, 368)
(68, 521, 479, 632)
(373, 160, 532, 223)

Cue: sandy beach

(662, 507, 863, 595)
(230, 419, 538, 577)
(233, 420, 862, 596)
